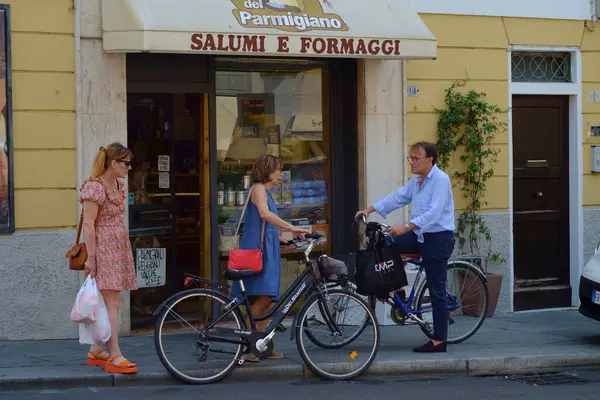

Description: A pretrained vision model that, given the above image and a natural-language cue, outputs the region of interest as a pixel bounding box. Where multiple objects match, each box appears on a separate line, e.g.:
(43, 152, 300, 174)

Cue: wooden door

(512, 95, 570, 311)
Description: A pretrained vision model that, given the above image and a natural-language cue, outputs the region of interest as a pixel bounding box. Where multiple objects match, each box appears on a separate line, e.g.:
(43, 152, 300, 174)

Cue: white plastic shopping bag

(70, 276, 99, 323)
(92, 291, 111, 343)
(79, 289, 112, 345)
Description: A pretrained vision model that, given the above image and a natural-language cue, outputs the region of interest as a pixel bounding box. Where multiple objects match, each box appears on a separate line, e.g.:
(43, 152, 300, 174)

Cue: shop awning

(101, 0, 437, 59)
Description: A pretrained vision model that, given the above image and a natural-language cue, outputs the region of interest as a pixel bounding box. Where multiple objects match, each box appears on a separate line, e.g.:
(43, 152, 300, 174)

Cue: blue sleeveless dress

(230, 185, 281, 301)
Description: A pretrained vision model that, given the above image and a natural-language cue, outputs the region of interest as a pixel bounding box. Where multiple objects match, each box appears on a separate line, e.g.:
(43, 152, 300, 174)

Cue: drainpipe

(585, 0, 596, 32)
(401, 60, 409, 223)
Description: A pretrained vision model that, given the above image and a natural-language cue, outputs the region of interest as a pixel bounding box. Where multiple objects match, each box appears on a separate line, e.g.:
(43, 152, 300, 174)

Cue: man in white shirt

(357, 142, 455, 353)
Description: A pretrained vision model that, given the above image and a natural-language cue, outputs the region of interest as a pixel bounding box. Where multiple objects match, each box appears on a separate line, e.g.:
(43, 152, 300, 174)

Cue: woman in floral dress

(80, 142, 138, 374)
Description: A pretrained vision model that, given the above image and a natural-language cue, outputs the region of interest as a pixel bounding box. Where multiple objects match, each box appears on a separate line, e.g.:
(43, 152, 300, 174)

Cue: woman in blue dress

(231, 155, 309, 362)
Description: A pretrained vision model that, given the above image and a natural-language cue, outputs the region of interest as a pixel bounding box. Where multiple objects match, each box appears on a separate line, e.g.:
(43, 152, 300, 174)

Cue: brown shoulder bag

(65, 206, 101, 271)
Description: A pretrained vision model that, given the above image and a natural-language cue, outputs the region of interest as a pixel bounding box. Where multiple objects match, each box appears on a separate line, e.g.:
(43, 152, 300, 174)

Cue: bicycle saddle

(224, 269, 258, 281)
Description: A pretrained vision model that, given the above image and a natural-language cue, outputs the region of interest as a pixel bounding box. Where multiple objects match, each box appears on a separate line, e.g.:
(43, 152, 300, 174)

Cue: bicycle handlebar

(355, 213, 390, 231)
(285, 233, 325, 262)
(355, 213, 367, 224)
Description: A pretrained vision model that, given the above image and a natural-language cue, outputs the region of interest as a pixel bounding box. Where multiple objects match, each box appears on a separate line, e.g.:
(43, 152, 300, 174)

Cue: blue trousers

(388, 231, 454, 341)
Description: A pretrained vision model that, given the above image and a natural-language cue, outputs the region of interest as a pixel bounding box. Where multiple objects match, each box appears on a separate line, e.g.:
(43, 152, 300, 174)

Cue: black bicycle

(153, 232, 380, 384)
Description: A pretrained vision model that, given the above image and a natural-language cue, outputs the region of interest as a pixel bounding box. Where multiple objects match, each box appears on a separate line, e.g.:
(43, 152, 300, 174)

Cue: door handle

(534, 191, 543, 198)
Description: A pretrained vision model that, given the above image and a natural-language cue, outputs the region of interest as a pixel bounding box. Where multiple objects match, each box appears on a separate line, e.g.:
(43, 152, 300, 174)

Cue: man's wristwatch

(404, 223, 412, 231)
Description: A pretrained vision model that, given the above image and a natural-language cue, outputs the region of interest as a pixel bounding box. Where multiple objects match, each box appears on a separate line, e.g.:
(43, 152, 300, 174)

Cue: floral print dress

(79, 178, 137, 291)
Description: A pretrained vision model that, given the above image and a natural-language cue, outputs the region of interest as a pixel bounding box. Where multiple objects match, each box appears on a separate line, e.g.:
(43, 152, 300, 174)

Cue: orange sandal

(87, 349, 110, 367)
(104, 354, 138, 374)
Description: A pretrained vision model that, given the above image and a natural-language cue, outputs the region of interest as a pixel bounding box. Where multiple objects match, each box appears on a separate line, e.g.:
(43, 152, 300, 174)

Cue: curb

(2, 354, 600, 391)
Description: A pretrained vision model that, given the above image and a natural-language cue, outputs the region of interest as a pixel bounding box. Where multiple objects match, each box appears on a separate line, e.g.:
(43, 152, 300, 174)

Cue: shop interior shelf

(219, 157, 327, 166)
(147, 192, 201, 197)
(147, 172, 202, 177)
(220, 203, 326, 211)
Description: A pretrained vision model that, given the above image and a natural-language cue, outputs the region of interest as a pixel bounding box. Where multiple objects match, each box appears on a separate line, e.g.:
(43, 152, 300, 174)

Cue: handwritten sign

(158, 155, 170, 172)
(159, 172, 170, 189)
(136, 248, 166, 288)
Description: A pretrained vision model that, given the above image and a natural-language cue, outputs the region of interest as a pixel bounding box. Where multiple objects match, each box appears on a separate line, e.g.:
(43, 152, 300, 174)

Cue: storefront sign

(102, 0, 437, 59)
(191, 33, 407, 57)
(231, 0, 348, 32)
(136, 248, 167, 288)
(0, 5, 12, 233)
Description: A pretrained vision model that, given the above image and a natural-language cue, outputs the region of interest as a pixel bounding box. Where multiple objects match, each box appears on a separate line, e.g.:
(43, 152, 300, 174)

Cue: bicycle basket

(317, 255, 349, 282)
(330, 253, 356, 281)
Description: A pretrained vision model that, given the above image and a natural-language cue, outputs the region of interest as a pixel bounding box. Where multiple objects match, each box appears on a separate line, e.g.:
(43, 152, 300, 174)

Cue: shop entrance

(124, 53, 359, 330)
(127, 92, 211, 328)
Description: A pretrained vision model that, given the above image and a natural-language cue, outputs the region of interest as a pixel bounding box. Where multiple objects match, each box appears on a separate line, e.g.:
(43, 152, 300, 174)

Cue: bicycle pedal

(237, 352, 251, 366)
(275, 323, 287, 333)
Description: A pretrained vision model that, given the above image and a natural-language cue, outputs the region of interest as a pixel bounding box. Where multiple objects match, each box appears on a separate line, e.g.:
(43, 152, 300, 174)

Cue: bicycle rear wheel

(154, 288, 245, 384)
(295, 289, 380, 380)
(414, 261, 489, 344)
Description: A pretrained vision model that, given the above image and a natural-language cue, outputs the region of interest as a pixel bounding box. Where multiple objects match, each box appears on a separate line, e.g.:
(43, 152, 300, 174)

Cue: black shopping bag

(355, 240, 408, 297)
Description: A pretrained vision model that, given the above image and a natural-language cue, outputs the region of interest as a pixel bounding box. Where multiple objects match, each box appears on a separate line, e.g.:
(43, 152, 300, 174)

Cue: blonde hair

(90, 142, 133, 178)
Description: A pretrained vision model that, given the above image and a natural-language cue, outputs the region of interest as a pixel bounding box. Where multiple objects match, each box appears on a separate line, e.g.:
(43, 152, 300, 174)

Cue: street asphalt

(4, 370, 600, 399)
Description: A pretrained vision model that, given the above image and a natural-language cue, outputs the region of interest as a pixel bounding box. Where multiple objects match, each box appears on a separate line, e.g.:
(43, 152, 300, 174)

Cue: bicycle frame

(200, 260, 343, 350)
(373, 259, 460, 320)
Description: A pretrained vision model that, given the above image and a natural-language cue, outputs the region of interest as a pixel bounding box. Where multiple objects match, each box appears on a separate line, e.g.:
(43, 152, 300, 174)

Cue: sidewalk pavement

(1, 309, 600, 390)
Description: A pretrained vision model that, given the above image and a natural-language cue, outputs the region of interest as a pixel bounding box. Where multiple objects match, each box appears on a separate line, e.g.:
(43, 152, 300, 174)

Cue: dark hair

(251, 155, 284, 184)
(410, 141, 438, 166)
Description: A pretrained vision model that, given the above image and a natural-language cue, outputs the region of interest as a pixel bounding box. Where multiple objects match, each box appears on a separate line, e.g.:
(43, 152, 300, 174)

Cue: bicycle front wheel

(304, 288, 372, 349)
(295, 289, 380, 380)
(154, 288, 245, 385)
(414, 261, 489, 344)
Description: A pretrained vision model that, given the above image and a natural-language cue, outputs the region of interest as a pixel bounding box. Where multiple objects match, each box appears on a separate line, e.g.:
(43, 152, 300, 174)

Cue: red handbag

(227, 185, 265, 273)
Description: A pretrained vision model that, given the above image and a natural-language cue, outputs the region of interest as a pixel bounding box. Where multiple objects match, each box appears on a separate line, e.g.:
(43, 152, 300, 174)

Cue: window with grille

(511, 52, 572, 83)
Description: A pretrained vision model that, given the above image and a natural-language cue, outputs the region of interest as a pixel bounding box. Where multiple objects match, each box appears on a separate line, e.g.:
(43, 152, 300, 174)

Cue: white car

(579, 241, 600, 321)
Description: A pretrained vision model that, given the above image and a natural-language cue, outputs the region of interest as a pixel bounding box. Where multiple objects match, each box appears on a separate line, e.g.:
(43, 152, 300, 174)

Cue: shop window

(215, 60, 330, 297)
(127, 93, 210, 326)
(511, 52, 571, 83)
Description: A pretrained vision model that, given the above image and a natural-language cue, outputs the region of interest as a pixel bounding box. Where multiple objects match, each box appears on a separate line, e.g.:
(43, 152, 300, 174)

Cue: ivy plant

(435, 81, 507, 268)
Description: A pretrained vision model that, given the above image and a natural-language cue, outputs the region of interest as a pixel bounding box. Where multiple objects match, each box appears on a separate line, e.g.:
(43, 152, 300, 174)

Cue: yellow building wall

(10, 0, 76, 229)
(407, 15, 592, 210)
(582, 27, 600, 206)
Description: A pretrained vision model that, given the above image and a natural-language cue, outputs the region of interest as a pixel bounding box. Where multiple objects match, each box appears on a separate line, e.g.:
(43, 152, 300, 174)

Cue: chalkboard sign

(136, 248, 166, 288)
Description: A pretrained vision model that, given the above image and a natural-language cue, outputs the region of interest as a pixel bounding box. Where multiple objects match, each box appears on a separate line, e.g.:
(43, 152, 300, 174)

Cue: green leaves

(435, 81, 507, 268)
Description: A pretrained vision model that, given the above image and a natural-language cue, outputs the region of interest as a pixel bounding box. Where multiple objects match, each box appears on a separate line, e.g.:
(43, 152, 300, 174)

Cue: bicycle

(356, 214, 489, 344)
(307, 215, 489, 348)
(153, 232, 380, 384)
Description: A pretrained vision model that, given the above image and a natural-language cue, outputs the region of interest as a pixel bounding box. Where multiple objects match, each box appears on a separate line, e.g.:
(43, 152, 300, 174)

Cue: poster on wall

(0, 5, 13, 233)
